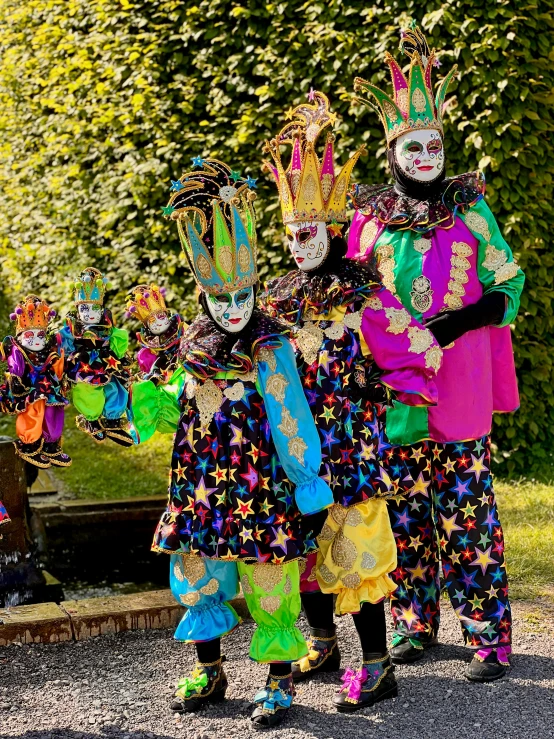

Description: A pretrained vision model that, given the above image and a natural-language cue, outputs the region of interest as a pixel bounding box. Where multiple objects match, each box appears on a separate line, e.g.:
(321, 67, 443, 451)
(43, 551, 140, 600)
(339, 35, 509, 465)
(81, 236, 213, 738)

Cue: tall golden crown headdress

(10, 295, 55, 334)
(163, 158, 258, 296)
(126, 284, 168, 323)
(74, 267, 108, 306)
(263, 90, 365, 225)
(354, 23, 457, 145)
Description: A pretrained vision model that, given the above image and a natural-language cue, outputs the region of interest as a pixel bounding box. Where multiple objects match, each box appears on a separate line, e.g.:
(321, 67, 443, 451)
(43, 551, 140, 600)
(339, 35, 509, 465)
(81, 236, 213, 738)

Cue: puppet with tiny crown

(126, 284, 185, 443)
(59, 268, 133, 446)
(0, 296, 70, 468)
(260, 90, 446, 712)
(347, 23, 524, 682)
(154, 157, 334, 728)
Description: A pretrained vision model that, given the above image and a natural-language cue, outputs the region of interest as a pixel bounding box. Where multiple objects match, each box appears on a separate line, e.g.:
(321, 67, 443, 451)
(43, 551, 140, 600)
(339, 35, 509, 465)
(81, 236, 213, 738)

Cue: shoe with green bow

(251, 672, 294, 729)
(389, 633, 438, 664)
(170, 657, 227, 713)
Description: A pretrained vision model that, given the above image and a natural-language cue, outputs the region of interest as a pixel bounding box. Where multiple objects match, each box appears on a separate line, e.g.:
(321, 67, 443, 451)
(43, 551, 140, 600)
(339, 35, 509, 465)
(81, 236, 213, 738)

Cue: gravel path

(1, 601, 553, 739)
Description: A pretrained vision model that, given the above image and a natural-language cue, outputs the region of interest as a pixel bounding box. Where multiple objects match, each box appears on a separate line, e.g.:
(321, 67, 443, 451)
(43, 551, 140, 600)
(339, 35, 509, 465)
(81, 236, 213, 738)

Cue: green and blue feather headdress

(163, 158, 258, 296)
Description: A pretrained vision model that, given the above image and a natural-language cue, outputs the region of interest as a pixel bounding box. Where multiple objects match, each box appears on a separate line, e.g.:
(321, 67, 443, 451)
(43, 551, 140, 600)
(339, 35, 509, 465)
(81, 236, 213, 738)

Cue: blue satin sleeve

(58, 325, 75, 354)
(257, 338, 333, 516)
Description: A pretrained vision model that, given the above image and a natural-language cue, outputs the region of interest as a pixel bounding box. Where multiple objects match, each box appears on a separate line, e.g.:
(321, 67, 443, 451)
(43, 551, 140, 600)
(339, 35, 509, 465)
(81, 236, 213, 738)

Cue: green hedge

(0, 0, 553, 477)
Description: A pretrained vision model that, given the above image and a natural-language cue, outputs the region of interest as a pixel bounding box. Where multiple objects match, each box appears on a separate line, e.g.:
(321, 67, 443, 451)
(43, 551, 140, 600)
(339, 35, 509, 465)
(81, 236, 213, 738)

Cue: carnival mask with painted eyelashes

(77, 303, 104, 325)
(18, 328, 47, 351)
(147, 311, 171, 335)
(286, 221, 330, 271)
(206, 286, 255, 333)
(394, 129, 445, 183)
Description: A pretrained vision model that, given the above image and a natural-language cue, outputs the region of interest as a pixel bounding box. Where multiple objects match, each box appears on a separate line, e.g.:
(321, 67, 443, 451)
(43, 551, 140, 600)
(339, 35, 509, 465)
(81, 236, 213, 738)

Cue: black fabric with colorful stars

(383, 435, 511, 648)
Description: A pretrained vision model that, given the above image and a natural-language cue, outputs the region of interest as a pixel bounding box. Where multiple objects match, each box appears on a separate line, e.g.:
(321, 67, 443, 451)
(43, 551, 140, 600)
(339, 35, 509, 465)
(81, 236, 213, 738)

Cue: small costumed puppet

(154, 157, 333, 728)
(60, 268, 134, 446)
(127, 284, 185, 443)
(261, 91, 443, 712)
(0, 295, 70, 468)
(348, 24, 525, 681)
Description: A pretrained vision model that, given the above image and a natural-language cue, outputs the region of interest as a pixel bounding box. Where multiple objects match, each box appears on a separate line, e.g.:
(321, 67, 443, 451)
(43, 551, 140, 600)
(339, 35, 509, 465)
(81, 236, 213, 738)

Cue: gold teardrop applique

(182, 555, 206, 586)
(257, 346, 277, 371)
(173, 558, 185, 582)
(288, 436, 308, 466)
(329, 504, 348, 527)
(264, 372, 288, 404)
(194, 379, 223, 429)
(343, 310, 363, 333)
(223, 381, 245, 402)
(253, 564, 283, 593)
(413, 237, 432, 254)
(464, 210, 491, 242)
(200, 578, 220, 596)
(296, 322, 324, 366)
(319, 522, 336, 541)
(331, 531, 358, 571)
(411, 87, 427, 114)
(359, 220, 379, 255)
(361, 551, 377, 571)
(180, 591, 200, 607)
(324, 321, 345, 340)
(407, 326, 434, 354)
(345, 507, 364, 528)
(260, 595, 282, 614)
(278, 408, 298, 438)
(218, 246, 234, 275)
(385, 306, 411, 335)
(342, 573, 362, 589)
(241, 574, 253, 595)
(237, 243, 251, 273)
(318, 563, 337, 585)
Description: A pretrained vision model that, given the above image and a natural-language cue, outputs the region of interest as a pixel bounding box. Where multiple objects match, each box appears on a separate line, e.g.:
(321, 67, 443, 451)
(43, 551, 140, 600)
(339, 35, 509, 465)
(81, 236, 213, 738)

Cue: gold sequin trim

(407, 326, 434, 354)
(260, 595, 282, 614)
(253, 564, 283, 593)
(265, 372, 288, 403)
(385, 306, 412, 335)
(442, 240, 473, 312)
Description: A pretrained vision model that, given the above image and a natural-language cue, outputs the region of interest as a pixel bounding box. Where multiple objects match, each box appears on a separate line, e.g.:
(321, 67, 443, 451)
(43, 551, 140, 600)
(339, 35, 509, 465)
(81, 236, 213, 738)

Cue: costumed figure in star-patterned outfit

(154, 158, 334, 728)
(348, 23, 525, 682)
(126, 284, 185, 443)
(260, 91, 443, 712)
(1, 295, 70, 468)
(59, 268, 134, 447)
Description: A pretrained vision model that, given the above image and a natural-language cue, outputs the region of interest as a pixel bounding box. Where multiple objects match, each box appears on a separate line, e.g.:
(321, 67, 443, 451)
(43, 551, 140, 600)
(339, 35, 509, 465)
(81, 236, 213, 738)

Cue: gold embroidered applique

(223, 381, 245, 402)
(465, 210, 491, 242)
(290, 169, 301, 196)
(283, 575, 292, 596)
(200, 578, 219, 596)
(385, 306, 412, 335)
(414, 237, 432, 254)
(288, 436, 307, 466)
(298, 559, 307, 576)
(241, 365, 258, 383)
(196, 254, 212, 281)
(173, 559, 185, 582)
(329, 504, 348, 527)
(296, 322, 324, 366)
(412, 87, 427, 113)
(361, 551, 377, 570)
(218, 246, 233, 275)
(425, 346, 443, 372)
(452, 241, 473, 257)
(278, 408, 298, 438)
(376, 244, 397, 294)
(265, 372, 288, 403)
(396, 88, 408, 113)
(383, 100, 399, 122)
(319, 522, 335, 541)
(365, 295, 383, 311)
(182, 555, 206, 586)
(359, 220, 379, 255)
(260, 595, 282, 614)
(180, 591, 200, 607)
(331, 531, 357, 571)
(324, 321, 345, 340)
(410, 275, 434, 313)
(303, 173, 317, 201)
(253, 564, 283, 593)
(494, 260, 520, 284)
(482, 244, 507, 271)
(318, 563, 337, 584)
(241, 574, 253, 595)
(185, 379, 198, 400)
(342, 573, 362, 589)
(194, 379, 223, 429)
(443, 241, 473, 311)
(407, 326, 434, 354)
(258, 346, 277, 371)
(343, 310, 363, 332)
(237, 243, 251, 273)
(321, 173, 333, 201)
(345, 507, 363, 528)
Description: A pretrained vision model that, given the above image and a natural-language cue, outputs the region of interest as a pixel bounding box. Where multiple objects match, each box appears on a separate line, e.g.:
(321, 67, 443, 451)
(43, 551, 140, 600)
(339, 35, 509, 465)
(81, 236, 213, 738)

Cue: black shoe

(465, 647, 511, 683)
(390, 634, 438, 664)
(334, 654, 398, 713)
(76, 415, 106, 442)
(41, 441, 72, 467)
(292, 627, 341, 682)
(170, 658, 227, 713)
(100, 417, 134, 447)
(251, 673, 294, 729)
(14, 438, 50, 469)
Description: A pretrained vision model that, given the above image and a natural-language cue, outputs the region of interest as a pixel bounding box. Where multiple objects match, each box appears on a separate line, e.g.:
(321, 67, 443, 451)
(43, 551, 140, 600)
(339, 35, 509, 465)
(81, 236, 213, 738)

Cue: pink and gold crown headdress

(263, 90, 365, 225)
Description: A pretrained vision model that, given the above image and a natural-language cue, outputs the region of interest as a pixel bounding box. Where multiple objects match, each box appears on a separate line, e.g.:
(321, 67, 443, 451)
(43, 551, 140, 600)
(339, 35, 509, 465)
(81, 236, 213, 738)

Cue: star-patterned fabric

(152, 375, 310, 564)
(0, 500, 10, 526)
(384, 435, 511, 648)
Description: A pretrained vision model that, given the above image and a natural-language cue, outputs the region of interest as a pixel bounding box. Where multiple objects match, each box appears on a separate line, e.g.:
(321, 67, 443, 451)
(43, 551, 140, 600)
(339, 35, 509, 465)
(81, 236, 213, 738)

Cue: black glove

(301, 508, 329, 540)
(423, 291, 506, 348)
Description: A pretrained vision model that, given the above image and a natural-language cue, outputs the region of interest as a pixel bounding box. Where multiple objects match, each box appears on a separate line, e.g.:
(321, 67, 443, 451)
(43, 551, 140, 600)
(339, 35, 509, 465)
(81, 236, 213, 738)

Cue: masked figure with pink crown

(348, 23, 524, 682)
(260, 91, 443, 712)
(1, 296, 70, 468)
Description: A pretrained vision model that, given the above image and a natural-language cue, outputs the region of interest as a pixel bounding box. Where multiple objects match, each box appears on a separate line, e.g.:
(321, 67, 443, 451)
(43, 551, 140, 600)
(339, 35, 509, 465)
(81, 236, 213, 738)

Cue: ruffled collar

(137, 314, 182, 351)
(180, 310, 286, 381)
(261, 258, 380, 325)
(352, 171, 485, 233)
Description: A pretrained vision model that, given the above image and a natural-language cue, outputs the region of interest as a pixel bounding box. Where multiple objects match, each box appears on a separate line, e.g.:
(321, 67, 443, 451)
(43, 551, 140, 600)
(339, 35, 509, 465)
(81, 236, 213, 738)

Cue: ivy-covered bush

(0, 0, 552, 476)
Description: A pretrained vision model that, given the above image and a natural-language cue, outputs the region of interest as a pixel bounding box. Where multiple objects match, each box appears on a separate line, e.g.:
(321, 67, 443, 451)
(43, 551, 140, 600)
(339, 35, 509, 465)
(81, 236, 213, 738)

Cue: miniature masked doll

(126, 284, 185, 443)
(261, 91, 442, 712)
(154, 157, 333, 727)
(1, 295, 70, 468)
(60, 268, 133, 446)
(348, 24, 525, 681)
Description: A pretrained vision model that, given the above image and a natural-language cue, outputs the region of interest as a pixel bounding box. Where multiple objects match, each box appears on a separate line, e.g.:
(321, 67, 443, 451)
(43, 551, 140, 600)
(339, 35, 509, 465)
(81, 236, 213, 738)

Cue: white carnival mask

(286, 221, 330, 271)
(77, 303, 103, 325)
(206, 286, 255, 333)
(394, 129, 444, 183)
(19, 328, 47, 352)
(148, 311, 171, 335)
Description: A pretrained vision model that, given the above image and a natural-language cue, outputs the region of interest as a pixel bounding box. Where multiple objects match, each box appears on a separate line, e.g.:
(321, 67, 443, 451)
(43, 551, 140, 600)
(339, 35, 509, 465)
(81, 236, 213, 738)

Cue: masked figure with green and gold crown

(153, 157, 334, 728)
(348, 24, 524, 682)
(260, 91, 444, 713)
(59, 268, 134, 446)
